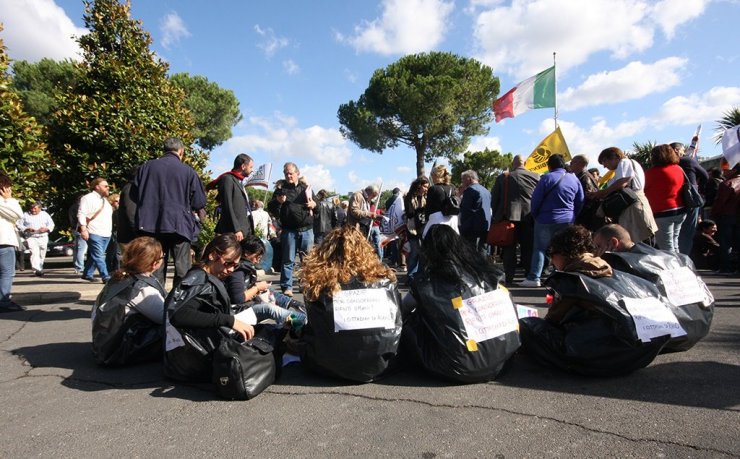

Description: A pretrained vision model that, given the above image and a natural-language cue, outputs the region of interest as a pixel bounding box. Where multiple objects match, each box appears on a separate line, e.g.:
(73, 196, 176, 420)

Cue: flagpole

(262, 165, 272, 204)
(553, 52, 558, 130)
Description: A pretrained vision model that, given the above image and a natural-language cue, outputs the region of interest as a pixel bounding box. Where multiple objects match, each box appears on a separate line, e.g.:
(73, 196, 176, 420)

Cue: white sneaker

(517, 279, 541, 288)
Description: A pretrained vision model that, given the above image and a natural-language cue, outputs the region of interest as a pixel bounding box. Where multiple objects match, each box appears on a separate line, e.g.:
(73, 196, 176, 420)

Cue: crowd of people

(0, 137, 722, 396)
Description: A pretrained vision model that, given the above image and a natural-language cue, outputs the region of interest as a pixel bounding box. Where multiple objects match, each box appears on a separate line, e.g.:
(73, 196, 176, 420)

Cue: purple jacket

(530, 169, 584, 224)
(132, 152, 207, 240)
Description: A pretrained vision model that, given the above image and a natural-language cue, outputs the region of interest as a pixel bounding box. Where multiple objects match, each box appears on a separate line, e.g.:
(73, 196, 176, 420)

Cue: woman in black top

(423, 164, 460, 238)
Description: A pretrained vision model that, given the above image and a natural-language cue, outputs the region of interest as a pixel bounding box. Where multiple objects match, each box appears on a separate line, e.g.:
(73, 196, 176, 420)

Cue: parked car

(47, 236, 74, 257)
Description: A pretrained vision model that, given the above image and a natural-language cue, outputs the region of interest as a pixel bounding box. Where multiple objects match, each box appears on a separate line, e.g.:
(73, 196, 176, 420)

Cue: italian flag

(493, 66, 556, 123)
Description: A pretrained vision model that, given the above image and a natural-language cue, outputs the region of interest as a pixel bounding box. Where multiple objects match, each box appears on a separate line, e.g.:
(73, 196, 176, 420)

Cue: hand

(235, 231, 244, 241)
(276, 195, 287, 204)
(0, 186, 11, 199)
(255, 281, 269, 292)
(39, 227, 49, 233)
(80, 228, 90, 241)
(232, 320, 255, 341)
(306, 199, 316, 210)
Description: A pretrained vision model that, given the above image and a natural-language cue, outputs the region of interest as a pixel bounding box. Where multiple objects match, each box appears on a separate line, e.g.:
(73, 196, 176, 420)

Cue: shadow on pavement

(0, 306, 89, 322)
(498, 353, 740, 411)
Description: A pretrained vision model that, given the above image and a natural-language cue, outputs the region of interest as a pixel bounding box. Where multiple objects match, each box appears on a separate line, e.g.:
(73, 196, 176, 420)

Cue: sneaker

(0, 301, 26, 313)
(282, 288, 294, 297)
(34, 270, 44, 277)
(517, 279, 541, 288)
(81, 275, 96, 282)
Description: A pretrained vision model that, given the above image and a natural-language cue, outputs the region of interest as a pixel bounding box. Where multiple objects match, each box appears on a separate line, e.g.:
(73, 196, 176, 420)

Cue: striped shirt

(17, 210, 55, 238)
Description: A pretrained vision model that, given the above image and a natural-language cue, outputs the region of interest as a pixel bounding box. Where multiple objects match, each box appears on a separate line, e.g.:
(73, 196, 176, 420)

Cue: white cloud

(217, 113, 352, 168)
(559, 57, 688, 111)
(346, 171, 384, 191)
(300, 164, 336, 192)
(339, 0, 454, 55)
(472, 0, 707, 79)
(653, 86, 740, 126)
(467, 136, 503, 153)
(160, 11, 191, 49)
(649, 0, 708, 39)
(254, 24, 289, 58)
(551, 118, 649, 164)
(283, 59, 299, 75)
(344, 68, 358, 84)
(396, 166, 413, 173)
(0, 0, 86, 62)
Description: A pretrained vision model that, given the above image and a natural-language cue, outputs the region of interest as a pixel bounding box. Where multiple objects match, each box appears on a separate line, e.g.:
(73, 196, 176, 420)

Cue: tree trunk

(415, 143, 426, 178)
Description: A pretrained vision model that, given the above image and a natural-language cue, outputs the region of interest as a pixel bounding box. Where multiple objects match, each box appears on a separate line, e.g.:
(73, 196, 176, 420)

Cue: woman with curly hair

(299, 225, 403, 382)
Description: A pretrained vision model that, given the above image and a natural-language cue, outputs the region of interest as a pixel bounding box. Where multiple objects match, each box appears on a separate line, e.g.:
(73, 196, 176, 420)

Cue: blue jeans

(83, 234, 110, 280)
(73, 231, 87, 272)
(655, 212, 687, 253)
(678, 206, 700, 255)
(0, 246, 15, 306)
(528, 222, 570, 282)
(251, 303, 306, 325)
(369, 226, 383, 260)
(280, 227, 314, 291)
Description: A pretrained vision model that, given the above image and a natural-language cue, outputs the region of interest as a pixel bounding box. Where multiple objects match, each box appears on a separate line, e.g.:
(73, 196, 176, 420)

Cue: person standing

(313, 189, 336, 245)
(251, 200, 272, 239)
(672, 142, 709, 255)
(276, 162, 315, 296)
(0, 174, 24, 312)
(77, 178, 113, 283)
(570, 155, 604, 231)
(16, 202, 54, 277)
(348, 184, 382, 258)
(68, 195, 87, 275)
(132, 137, 207, 287)
(105, 193, 121, 273)
(491, 155, 540, 285)
(519, 155, 584, 287)
(208, 153, 254, 241)
(644, 144, 687, 253)
(459, 170, 491, 253)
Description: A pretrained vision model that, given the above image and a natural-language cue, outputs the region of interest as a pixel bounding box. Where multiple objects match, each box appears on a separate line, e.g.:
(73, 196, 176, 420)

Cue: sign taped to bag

(622, 296, 687, 343)
(164, 320, 185, 351)
(333, 288, 397, 332)
(657, 267, 706, 306)
(457, 289, 519, 344)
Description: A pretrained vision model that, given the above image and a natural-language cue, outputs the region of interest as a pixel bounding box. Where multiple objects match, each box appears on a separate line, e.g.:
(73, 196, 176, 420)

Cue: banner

(244, 163, 272, 188)
(721, 124, 740, 168)
(524, 126, 571, 175)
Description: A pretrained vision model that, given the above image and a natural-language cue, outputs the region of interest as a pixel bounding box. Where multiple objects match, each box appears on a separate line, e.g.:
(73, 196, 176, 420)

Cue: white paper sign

(622, 296, 686, 343)
(457, 289, 519, 343)
(235, 308, 258, 325)
(658, 267, 706, 306)
(333, 288, 397, 332)
(164, 319, 186, 351)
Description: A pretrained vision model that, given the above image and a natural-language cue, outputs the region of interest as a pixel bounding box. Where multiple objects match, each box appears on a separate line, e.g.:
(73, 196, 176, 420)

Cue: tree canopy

(449, 148, 513, 190)
(46, 0, 197, 221)
(714, 106, 740, 144)
(10, 58, 78, 127)
(0, 24, 52, 207)
(170, 72, 242, 151)
(338, 52, 499, 177)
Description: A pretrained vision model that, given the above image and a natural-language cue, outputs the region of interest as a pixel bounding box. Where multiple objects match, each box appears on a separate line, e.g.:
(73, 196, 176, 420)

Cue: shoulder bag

(441, 186, 460, 216)
(601, 160, 639, 220)
(487, 173, 516, 247)
(681, 169, 705, 209)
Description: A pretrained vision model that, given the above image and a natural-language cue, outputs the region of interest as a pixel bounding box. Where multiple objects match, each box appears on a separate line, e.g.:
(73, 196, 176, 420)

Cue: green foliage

(46, 0, 199, 226)
(170, 73, 242, 151)
(0, 25, 52, 207)
(338, 52, 499, 177)
(10, 58, 78, 126)
(449, 148, 513, 190)
(627, 140, 656, 171)
(714, 106, 740, 144)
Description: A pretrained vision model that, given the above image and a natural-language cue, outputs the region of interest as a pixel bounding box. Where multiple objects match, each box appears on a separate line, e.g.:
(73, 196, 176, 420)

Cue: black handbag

(602, 187, 638, 220)
(211, 327, 281, 400)
(441, 186, 460, 216)
(681, 170, 705, 209)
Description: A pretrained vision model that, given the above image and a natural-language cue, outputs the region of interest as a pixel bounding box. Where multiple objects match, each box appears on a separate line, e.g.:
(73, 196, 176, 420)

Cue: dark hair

(588, 167, 599, 175)
(408, 176, 430, 196)
(549, 225, 595, 259)
(163, 137, 184, 152)
(0, 174, 10, 188)
(598, 146, 626, 164)
(421, 225, 502, 287)
(669, 142, 684, 152)
(201, 233, 241, 263)
(650, 144, 679, 167)
(233, 153, 253, 169)
(239, 235, 265, 257)
(698, 220, 716, 231)
(547, 154, 566, 170)
(112, 236, 162, 280)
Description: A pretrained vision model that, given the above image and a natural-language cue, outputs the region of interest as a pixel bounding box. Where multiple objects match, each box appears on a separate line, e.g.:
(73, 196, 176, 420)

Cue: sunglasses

(219, 255, 240, 268)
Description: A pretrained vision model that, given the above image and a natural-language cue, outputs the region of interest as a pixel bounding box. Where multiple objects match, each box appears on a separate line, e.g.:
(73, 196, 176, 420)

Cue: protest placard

(333, 288, 397, 332)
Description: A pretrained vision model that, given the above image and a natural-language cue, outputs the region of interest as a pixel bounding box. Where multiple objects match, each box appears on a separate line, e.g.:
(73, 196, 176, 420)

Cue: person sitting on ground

(163, 233, 256, 382)
(402, 225, 520, 383)
(298, 226, 403, 382)
(223, 235, 306, 331)
(519, 225, 669, 375)
(91, 236, 167, 366)
(691, 220, 720, 271)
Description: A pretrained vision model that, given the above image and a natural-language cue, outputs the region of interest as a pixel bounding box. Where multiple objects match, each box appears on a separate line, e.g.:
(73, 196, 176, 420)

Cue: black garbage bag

(519, 270, 670, 376)
(301, 278, 403, 383)
(602, 242, 714, 352)
(403, 274, 520, 383)
(91, 275, 164, 366)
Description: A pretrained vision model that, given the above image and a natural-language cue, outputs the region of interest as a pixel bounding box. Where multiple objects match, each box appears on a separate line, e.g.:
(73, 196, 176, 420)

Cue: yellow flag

(524, 126, 572, 175)
(598, 169, 615, 189)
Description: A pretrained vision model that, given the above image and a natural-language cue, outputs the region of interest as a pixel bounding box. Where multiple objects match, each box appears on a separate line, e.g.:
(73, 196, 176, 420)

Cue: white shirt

(609, 158, 645, 191)
(17, 211, 55, 238)
(252, 208, 271, 238)
(0, 197, 23, 247)
(77, 191, 113, 237)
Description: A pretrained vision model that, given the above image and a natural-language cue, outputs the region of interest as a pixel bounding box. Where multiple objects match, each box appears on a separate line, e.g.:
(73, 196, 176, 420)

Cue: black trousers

(502, 220, 533, 283)
(140, 232, 192, 287)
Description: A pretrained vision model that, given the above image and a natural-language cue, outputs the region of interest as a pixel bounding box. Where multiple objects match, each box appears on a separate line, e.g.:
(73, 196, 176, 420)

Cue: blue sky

(3, 0, 740, 194)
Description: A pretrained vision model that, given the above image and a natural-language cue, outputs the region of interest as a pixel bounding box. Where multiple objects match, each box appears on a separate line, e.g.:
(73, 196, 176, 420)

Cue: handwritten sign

(164, 319, 185, 351)
(456, 289, 519, 343)
(333, 288, 397, 332)
(622, 296, 686, 343)
(516, 304, 540, 319)
(658, 267, 706, 306)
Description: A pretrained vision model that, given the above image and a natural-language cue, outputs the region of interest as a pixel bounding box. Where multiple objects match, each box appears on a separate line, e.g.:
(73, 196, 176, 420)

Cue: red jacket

(644, 165, 685, 214)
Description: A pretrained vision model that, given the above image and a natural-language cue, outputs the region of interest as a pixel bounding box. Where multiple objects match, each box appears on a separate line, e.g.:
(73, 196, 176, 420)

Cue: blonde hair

(298, 226, 395, 301)
(430, 165, 451, 185)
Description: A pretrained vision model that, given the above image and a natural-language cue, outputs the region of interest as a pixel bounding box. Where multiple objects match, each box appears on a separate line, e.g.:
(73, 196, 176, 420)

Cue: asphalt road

(1, 261, 738, 458)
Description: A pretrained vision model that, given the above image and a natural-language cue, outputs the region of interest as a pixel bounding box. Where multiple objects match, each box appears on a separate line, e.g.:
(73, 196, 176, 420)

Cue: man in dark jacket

(208, 154, 255, 241)
(672, 142, 709, 255)
(276, 162, 316, 296)
(570, 154, 604, 231)
(459, 170, 491, 253)
(132, 137, 207, 286)
(490, 155, 540, 284)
